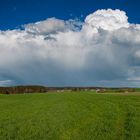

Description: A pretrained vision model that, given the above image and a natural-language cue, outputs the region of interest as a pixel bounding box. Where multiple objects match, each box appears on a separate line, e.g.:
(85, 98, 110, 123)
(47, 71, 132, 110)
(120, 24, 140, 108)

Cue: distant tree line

(0, 86, 47, 94)
(0, 86, 137, 94)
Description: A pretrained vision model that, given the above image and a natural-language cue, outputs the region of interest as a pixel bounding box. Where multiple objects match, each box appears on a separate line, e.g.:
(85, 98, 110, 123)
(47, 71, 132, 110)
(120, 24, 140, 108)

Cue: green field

(0, 92, 140, 140)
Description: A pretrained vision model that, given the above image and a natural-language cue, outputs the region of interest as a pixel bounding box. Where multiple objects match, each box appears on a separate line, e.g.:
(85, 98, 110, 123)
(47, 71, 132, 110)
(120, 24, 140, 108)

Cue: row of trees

(0, 86, 136, 94)
(0, 86, 47, 94)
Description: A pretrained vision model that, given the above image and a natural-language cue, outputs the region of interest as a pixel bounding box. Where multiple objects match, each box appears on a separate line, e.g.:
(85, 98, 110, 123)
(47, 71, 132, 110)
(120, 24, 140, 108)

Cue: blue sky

(0, 0, 139, 30)
(1, 0, 140, 87)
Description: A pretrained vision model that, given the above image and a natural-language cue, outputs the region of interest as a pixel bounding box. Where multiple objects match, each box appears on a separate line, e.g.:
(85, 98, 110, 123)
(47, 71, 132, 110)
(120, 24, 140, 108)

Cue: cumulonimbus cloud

(1, 9, 140, 87)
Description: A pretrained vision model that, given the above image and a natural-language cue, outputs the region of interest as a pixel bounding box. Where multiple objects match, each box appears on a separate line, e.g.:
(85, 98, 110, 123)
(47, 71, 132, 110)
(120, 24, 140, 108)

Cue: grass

(0, 91, 140, 140)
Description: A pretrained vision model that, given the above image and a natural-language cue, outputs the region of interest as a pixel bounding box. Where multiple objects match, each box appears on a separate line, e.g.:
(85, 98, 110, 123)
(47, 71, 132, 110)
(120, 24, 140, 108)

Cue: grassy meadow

(0, 91, 140, 140)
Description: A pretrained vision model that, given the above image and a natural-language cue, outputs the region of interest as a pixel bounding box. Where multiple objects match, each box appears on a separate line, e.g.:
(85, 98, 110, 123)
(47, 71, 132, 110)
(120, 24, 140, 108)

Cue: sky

(0, 0, 140, 30)
(1, 0, 140, 87)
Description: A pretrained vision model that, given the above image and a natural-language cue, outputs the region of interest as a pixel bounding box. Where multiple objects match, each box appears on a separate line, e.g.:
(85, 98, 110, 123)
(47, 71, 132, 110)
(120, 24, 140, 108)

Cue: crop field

(0, 92, 140, 140)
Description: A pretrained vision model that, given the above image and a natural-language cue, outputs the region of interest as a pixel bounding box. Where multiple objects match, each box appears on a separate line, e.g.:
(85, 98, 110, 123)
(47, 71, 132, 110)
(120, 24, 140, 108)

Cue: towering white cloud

(0, 9, 140, 87)
(85, 9, 129, 31)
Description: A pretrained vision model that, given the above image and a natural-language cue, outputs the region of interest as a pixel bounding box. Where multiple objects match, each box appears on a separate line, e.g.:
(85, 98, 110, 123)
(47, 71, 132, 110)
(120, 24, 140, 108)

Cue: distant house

(96, 89, 106, 93)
